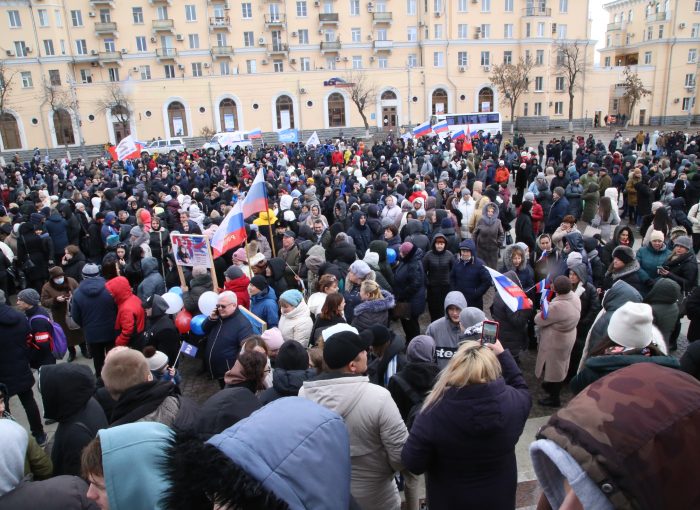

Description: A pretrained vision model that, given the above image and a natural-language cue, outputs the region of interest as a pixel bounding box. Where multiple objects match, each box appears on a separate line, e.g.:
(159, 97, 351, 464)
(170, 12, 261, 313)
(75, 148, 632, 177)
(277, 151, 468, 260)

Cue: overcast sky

(590, 0, 609, 63)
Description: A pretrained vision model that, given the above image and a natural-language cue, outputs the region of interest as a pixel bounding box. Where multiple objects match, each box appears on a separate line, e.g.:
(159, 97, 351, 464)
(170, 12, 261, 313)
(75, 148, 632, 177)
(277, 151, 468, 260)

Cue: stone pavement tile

(516, 480, 543, 510)
(517, 416, 549, 483)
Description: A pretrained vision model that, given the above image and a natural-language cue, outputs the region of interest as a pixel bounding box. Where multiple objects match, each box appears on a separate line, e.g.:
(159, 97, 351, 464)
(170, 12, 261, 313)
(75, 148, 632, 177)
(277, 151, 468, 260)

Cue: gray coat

(473, 204, 504, 269)
(136, 257, 166, 302)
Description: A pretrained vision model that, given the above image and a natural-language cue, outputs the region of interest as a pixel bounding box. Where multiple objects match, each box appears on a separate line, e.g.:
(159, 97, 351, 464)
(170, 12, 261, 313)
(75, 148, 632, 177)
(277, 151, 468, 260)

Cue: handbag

(65, 297, 81, 330)
(20, 236, 35, 271)
(391, 302, 412, 320)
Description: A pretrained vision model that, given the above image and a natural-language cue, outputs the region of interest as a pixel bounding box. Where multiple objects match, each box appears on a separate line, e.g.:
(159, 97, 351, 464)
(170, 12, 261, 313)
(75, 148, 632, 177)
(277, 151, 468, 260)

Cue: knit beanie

(49, 266, 64, 278)
(612, 245, 635, 265)
(323, 330, 370, 370)
(279, 289, 303, 308)
(261, 327, 284, 352)
(553, 187, 565, 197)
(566, 251, 583, 269)
(275, 340, 310, 371)
(407, 335, 436, 363)
(524, 192, 535, 202)
(459, 307, 486, 330)
(607, 302, 666, 353)
(649, 230, 665, 242)
(233, 248, 248, 263)
(349, 260, 371, 279)
(553, 275, 572, 295)
(651, 201, 664, 213)
(368, 325, 391, 347)
(399, 242, 414, 257)
(17, 288, 40, 306)
(674, 236, 693, 251)
(82, 263, 100, 277)
(250, 275, 268, 291)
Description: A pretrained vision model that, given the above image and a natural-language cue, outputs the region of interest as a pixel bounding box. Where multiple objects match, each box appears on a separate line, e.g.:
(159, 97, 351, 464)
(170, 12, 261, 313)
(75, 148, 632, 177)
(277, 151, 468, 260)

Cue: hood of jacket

(77, 276, 109, 298)
(398, 362, 440, 393)
(351, 211, 367, 230)
(611, 224, 635, 246)
(503, 245, 529, 272)
(40, 363, 96, 422)
(570, 263, 588, 285)
(224, 274, 250, 293)
(645, 278, 681, 305)
(252, 286, 277, 305)
(602, 280, 642, 310)
(150, 294, 170, 319)
(443, 290, 468, 316)
(563, 231, 585, 253)
(0, 303, 24, 327)
(369, 240, 388, 261)
(267, 257, 286, 282)
(193, 387, 260, 440)
(189, 273, 213, 290)
(100, 422, 174, 510)
(271, 368, 317, 397)
(141, 256, 159, 277)
(459, 238, 477, 253)
(405, 218, 424, 236)
(105, 276, 134, 304)
(0, 420, 27, 497)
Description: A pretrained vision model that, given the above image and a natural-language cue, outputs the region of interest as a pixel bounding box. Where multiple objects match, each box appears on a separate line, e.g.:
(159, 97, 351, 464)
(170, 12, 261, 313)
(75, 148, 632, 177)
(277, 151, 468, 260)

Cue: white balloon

(162, 292, 184, 315)
(198, 291, 219, 316)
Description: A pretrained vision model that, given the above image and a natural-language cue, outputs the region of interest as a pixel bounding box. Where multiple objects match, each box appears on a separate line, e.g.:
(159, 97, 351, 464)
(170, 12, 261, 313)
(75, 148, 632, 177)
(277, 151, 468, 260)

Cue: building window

(136, 36, 147, 52)
(536, 49, 544, 65)
(644, 51, 652, 65)
(560, 0, 568, 13)
(432, 88, 448, 114)
(692, 24, 700, 38)
(156, 6, 168, 20)
(243, 32, 254, 47)
(407, 0, 416, 15)
(300, 57, 311, 71)
(433, 51, 444, 67)
(479, 24, 489, 38)
(132, 7, 143, 24)
(189, 34, 199, 49)
(408, 26, 418, 40)
(192, 63, 203, 77)
(534, 76, 543, 91)
(53, 109, 75, 145)
(458, 51, 468, 66)
(247, 60, 256, 73)
(80, 69, 92, 84)
(165, 65, 176, 79)
(554, 101, 563, 115)
(689, 49, 698, 63)
(328, 93, 345, 127)
(503, 50, 512, 64)
(349, 55, 360, 69)
(481, 51, 490, 66)
(43, 40, 55, 56)
(526, 23, 531, 38)
(376, 28, 387, 40)
(408, 54, 417, 67)
(434, 0, 443, 13)
(140, 65, 151, 80)
(558, 24, 567, 39)
(241, 3, 252, 18)
(555, 76, 565, 91)
(8, 10, 21, 28)
(272, 60, 282, 72)
(49, 70, 61, 86)
(108, 68, 119, 82)
(351, 28, 361, 42)
(378, 56, 388, 68)
(296, 1, 307, 16)
(99, 10, 111, 23)
(326, 57, 336, 70)
(537, 22, 545, 37)
(185, 5, 197, 21)
(75, 40, 87, 55)
(685, 73, 696, 87)
(696, 0, 700, 11)
(298, 29, 309, 44)
(504, 24, 513, 38)
(70, 10, 83, 27)
(104, 39, 115, 52)
(434, 24, 443, 38)
(220, 61, 231, 75)
(658, 25, 664, 39)
(350, 0, 360, 15)
(38, 9, 49, 27)
(604, 56, 611, 66)
(167, 101, 188, 136)
(504, 0, 513, 12)
(682, 97, 695, 111)
(60, 40, 66, 54)
(455, 0, 467, 11)
(534, 102, 542, 116)
(54, 9, 62, 27)
(628, 9, 633, 21)
(481, 0, 490, 12)
(21, 71, 33, 88)
(457, 24, 468, 39)
(276, 95, 295, 129)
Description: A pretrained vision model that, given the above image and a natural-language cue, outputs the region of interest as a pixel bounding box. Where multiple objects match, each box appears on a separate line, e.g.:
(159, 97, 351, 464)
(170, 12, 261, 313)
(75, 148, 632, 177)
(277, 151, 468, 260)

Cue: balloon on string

(161, 292, 184, 314)
(168, 286, 183, 296)
(386, 248, 397, 264)
(198, 291, 219, 316)
(190, 314, 207, 336)
(175, 309, 193, 334)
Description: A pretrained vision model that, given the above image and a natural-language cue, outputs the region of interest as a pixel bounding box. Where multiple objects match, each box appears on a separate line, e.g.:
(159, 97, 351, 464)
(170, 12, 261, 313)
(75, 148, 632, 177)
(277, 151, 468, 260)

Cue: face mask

(53, 277, 64, 285)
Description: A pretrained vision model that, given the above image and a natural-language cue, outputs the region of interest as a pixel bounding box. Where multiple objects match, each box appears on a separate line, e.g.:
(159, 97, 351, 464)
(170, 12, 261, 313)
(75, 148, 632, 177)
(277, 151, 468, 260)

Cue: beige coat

(40, 277, 83, 347)
(534, 291, 581, 382)
(468, 196, 491, 233)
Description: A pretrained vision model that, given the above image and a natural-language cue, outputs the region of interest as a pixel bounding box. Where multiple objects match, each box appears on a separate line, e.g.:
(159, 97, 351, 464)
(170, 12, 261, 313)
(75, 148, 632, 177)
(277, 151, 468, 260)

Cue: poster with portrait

(170, 234, 212, 267)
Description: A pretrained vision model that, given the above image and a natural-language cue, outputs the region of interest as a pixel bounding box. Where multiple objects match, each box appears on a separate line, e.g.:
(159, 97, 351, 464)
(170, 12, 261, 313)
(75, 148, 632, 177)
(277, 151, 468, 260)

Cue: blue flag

(180, 341, 198, 357)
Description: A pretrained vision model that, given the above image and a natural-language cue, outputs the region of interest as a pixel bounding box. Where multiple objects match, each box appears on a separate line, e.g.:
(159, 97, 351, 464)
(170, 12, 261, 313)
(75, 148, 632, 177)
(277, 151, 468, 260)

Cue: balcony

(209, 16, 231, 29)
(211, 45, 234, 58)
(264, 14, 286, 27)
(521, 7, 551, 16)
(607, 22, 623, 31)
(94, 21, 117, 35)
(98, 51, 122, 63)
(319, 13, 339, 25)
(89, 0, 115, 7)
(149, 0, 172, 5)
(156, 47, 178, 60)
(267, 43, 288, 56)
(372, 12, 393, 24)
(320, 40, 341, 53)
(373, 39, 393, 52)
(152, 19, 174, 32)
(646, 11, 670, 22)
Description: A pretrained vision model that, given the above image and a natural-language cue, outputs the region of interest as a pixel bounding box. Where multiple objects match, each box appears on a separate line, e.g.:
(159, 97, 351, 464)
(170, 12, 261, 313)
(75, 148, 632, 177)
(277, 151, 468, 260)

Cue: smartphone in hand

(481, 320, 499, 345)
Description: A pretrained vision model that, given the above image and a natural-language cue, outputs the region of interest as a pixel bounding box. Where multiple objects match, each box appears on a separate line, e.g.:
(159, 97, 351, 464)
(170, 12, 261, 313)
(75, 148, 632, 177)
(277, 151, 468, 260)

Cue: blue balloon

(386, 248, 397, 264)
(190, 314, 207, 336)
(169, 286, 183, 296)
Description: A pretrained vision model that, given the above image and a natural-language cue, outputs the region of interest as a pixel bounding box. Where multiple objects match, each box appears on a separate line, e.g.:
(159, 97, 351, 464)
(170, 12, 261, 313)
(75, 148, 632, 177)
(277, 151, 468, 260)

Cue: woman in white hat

(570, 302, 679, 395)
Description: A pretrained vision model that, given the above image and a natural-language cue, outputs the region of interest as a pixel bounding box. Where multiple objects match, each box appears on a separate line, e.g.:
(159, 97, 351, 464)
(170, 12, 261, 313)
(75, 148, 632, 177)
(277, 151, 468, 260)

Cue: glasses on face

(215, 303, 232, 309)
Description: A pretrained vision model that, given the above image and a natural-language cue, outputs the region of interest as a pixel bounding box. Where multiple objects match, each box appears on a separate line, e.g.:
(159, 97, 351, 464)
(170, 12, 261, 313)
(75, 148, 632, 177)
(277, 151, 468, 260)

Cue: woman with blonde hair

(350, 280, 395, 332)
(402, 339, 531, 510)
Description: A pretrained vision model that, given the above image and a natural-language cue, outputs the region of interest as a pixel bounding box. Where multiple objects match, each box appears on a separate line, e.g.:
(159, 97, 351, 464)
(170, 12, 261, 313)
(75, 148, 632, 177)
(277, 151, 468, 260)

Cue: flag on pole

(241, 169, 268, 219)
(433, 120, 449, 134)
(305, 131, 321, 147)
(534, 276, 550, 293)
(541, 288, 550, 319)
(179, 341, 199, 357)
(210, 200, 247, 257)
(113, 135, 141, 161)
(247, 128, 262, 139)
(486, 267, 533, 312)
(536, 250, 548, 263)
(412, 121, 433, 137)
(451, 129, 466, 140)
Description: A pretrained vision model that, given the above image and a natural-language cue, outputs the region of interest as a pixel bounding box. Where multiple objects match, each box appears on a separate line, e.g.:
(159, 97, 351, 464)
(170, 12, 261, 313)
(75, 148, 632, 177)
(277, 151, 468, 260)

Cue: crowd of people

(1, 126, 700, 509)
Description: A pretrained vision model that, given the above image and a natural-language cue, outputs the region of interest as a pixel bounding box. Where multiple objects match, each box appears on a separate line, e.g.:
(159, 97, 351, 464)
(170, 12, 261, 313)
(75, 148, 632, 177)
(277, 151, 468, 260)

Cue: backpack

(390, 372, 427, 431)
(29, 314, 68, 360)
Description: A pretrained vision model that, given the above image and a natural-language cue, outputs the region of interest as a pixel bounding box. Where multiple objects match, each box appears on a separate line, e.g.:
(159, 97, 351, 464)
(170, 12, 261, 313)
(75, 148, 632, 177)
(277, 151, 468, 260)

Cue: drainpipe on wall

(28, 1, 51, 155)
(662, 0, 680, 122)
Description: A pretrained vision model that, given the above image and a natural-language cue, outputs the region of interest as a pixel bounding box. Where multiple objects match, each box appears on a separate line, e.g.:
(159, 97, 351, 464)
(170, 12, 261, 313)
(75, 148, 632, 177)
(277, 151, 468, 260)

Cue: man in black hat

(365, 325, 406, 388)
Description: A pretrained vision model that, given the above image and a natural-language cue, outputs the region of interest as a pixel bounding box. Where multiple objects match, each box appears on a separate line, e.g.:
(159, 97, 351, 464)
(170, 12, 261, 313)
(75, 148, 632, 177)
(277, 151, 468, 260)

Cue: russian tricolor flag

(541, 288, 550, 319)
(247, 128, 262, 139)
(486, 267, 533, 313)
(210, 201, 247, 258)
(534, 276, 550, 293)
(413, 121, 433, 138)
(451, 130, 466, 140)
(433, 120, 448, 134)
(241, 169, 268, 219)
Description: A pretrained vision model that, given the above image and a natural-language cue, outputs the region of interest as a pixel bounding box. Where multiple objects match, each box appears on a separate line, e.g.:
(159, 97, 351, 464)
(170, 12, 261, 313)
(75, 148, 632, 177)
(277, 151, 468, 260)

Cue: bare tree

(96, 83, 132, 142)
(555, 42, 588, 132)
(0, 61, 18, 115)
(42, 79, 74, 147)
(344, 70, 377, 136)
(489, 57, 535, 134)
(621, 66, 651, 127)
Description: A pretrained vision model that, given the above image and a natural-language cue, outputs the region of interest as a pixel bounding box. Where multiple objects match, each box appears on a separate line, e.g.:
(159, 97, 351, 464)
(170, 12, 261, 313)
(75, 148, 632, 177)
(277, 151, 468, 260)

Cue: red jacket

(223, 275, 251, 311)
(495, 166, 510, 185)
(530, 200, 544, 235)
(105, 276, 146, 347)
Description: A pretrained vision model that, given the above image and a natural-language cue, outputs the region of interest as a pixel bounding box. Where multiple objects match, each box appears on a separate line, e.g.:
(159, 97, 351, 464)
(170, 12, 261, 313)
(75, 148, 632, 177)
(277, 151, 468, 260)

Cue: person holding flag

(490, 270, 534, 365)
(566, 263, 601, 381)
(533, 275, 581, 407)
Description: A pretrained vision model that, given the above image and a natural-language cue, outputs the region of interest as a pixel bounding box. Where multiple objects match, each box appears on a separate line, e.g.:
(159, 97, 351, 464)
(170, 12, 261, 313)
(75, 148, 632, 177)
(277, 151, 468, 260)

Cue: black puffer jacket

(0, 304, 34, 396)
(422, 233, 454, 287)
(663, 251, 698, 293)
(393, 244, 426, 317)
(182, 273, 213, 315)
(490, 271, 534, 359)
(388, 361, 440, 423)
(258, 367, 317, 405)
(190, 387, 260, 440)
(145, 295, 180, 365)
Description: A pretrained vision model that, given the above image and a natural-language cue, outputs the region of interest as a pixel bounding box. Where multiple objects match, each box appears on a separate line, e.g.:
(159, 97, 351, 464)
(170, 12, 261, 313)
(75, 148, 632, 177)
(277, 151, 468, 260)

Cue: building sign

(323, 77, 354, 87)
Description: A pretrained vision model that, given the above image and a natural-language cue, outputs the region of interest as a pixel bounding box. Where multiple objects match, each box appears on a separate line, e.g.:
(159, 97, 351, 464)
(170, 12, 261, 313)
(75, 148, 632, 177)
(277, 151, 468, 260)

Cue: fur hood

(353, 290, 395, 315)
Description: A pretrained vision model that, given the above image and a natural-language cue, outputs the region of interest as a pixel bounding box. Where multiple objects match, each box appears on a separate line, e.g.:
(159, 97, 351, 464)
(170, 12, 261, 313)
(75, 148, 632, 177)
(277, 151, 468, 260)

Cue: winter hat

(30, 213, 44, 226)
(249, 275, 268, 291)
(261, 327, 284, 352)
(440, 217, 453, 229)
(380, 217, 395, 228)
(607, 302, 666, 353)
(321, 323, 359, 343)
(612, 245, 635, 265)
(674, 236, 693, 251)
(283, 230, 296, 239)
(145, 348, 169, 372)
(49, 266, 64, 278)
(279, 289, 303, 308)
(399, 242, 414, 257)
(553, 187, 565, 197)
(651, 201, 664, 213)
(82, 263, 100, 277)
(553, 275, 572, 295)
(17, 288, 40, 306)
(248, 253, 266, 267)
(368, 325, 391, 347)
(524, 192, 535, 202)
(566, 251, 583, 269)
(649, 230, 665, 242)
(349, 260, 371, 279)
(225, 265, 244, 280)
(363, 251, 380, 268)
(275, 340, 310, 371)
(459, 307, 486, 330)
(233, 248, 247, 263)
(407, 335, 436, 363)
(323, 330, 371, 370)
(461, 188, 471, 197)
